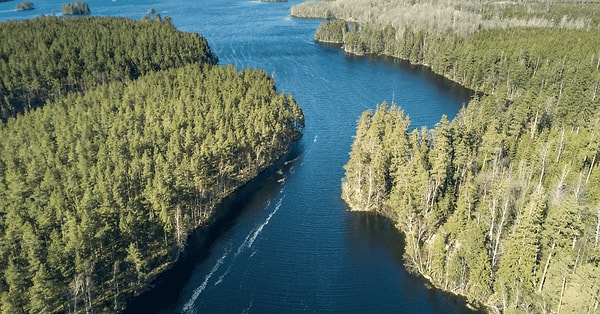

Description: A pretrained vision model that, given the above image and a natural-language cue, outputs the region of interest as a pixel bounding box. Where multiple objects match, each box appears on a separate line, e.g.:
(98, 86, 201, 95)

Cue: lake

(0, 0, 474, 312)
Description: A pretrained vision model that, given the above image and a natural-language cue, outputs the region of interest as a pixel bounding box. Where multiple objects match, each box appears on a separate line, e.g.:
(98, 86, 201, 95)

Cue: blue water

(0, 1, 473, 312)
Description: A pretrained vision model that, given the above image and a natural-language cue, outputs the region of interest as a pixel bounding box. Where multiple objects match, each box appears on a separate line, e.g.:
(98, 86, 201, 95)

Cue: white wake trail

(246, 196, 284, 248)
(182, 248, 229, 313)
(236, 199, 271, 256)
(216, 196, 282, 286)
(182, 194, 285, 312)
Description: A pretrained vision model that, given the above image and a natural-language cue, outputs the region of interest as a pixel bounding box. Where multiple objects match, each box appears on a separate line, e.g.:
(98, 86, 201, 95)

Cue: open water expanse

(0, 0, 474, 312)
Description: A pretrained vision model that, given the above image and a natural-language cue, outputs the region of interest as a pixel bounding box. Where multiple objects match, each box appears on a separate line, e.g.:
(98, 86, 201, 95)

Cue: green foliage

(337, 1, 600, 312)
(0, 16, 216, 120)
(314, 19, 348, 43)
(0, 18, 303, 313)
(61, 2, 90, 15)
(292, 0, 600, 36)
(342, 102, 410, 212)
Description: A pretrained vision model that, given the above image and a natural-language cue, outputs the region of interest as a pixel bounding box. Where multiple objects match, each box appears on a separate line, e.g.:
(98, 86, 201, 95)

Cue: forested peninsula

(0, 17, 304, 312)
(293, 0, 600, 312)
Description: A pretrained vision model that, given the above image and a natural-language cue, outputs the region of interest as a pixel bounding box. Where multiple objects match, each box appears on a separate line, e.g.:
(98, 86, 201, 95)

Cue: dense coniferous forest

(0, 16, 216, 120)
(0, 17, 304, 313)
(294, 0, 600, 312)
(292, 0, 600, 35)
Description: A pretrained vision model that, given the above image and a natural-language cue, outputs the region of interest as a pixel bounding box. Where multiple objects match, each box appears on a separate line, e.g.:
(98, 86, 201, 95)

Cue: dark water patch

(349, 212, 486, 314)
(124, 145, 302, 313)
(341, 52, 474, 111)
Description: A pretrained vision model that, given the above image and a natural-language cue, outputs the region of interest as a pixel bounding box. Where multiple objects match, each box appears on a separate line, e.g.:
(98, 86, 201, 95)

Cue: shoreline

(123, 140, 303, 312)
(324, 11, 489, 310)
(343, 196, 487, 313)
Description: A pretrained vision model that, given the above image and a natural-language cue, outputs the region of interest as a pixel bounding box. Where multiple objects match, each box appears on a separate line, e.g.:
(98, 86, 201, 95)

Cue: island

(61, 1, 90, 15)
(16, 1, 33, 11)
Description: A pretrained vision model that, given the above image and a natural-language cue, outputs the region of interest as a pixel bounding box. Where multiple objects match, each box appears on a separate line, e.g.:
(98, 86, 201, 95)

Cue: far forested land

(0, 16, 216, 120)
(293, 0, 600, 312)
(0, 17, 304, 313)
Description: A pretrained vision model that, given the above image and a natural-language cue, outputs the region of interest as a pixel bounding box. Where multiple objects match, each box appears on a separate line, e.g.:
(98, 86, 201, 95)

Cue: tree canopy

(0, 16, 216, 120)
(306, 0, 600, 312)
(0, 17, 304, 313)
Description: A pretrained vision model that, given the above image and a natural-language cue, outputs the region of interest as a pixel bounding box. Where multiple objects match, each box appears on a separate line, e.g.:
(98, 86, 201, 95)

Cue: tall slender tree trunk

(595, 207, 600, 246)
(113, 261, 120, 311)
(174, 205, 183, 261)
(557, 276, 567, 314)
(538, 142, 550, 193)
(538, 241, 555, 293)
(492, 199, 509, 268)
(587, 154, 596, 184)
(531, 111, 539, 139)
(556, 128, 565, 162)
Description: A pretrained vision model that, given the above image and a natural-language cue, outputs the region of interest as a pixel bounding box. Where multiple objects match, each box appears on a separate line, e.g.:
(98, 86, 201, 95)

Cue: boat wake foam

(182, 247, 229, 313)
(247, 196, 283, 248)
(182, 192, 285, 312)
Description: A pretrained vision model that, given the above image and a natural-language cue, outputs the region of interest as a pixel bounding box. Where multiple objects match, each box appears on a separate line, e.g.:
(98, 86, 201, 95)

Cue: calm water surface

(0, 1, 474, 312)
